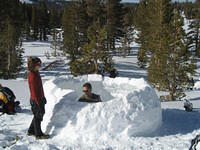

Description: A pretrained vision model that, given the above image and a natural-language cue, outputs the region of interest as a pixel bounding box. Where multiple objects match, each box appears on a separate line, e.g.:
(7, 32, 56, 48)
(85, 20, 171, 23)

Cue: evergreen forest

(0, 0, 200, 100)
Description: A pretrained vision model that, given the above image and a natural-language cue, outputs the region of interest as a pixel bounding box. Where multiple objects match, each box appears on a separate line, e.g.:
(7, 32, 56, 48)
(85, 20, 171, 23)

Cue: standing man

(79, 83, 102, 103)
(27, 57, 49, 140)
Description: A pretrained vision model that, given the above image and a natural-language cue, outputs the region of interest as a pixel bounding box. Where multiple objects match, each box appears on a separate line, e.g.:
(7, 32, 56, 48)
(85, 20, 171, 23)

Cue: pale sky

(20, 0, 196, 3)
(122, 0, 195, 2)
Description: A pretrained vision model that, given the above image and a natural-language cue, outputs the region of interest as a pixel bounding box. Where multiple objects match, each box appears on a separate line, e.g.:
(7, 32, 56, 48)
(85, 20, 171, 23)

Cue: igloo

(42, 75, 162, 146)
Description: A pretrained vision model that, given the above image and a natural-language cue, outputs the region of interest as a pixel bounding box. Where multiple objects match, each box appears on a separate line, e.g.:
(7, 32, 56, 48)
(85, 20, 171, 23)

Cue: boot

(27, 132, 34, 136)
(36, 134, 50, 140)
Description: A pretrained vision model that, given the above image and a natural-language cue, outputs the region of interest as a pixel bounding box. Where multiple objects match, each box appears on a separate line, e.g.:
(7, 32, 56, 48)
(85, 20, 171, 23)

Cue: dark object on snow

(184, 99, 193, 112)
(14, 101, 22, 113)
(187, 77, 194, 90)
(3, 87, 16, 100)
(109, 69, 118, 78)
(0, 87, 19, 114)
(189, 134, 200, 150)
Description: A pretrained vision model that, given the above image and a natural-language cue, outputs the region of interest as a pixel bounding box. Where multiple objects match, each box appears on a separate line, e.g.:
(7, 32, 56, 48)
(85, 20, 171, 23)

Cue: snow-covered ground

(0, 38, 200, 150)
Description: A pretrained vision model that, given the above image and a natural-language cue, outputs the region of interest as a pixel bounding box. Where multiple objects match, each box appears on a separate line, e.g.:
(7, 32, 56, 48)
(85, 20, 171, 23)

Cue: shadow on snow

(153, 108, 200, 137)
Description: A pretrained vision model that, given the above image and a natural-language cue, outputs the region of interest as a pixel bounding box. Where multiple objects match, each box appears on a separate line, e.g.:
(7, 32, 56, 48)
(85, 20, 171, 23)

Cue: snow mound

(42, 75, 162, 147)
(194, 81, 200, 89)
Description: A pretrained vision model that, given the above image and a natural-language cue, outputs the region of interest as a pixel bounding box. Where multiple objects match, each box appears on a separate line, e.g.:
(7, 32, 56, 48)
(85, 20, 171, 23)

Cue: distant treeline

(0, 0, 62, 78)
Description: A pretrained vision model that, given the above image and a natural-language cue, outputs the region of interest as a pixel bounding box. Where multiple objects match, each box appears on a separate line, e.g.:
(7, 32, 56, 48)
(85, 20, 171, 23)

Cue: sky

(122, 0, 195, 2)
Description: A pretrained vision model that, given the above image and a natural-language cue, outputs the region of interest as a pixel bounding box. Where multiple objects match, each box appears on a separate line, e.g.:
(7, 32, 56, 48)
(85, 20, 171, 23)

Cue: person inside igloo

(78, 82, 102, 103)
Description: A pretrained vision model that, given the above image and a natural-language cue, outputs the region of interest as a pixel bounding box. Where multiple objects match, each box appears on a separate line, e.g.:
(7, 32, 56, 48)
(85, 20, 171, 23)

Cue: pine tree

(62, 0, 117, 76)
(135, 0, 196, 100)
(21, 3, 31, 40)
(0, 0, 23, 78)
(24, 21, 31, 40)
(62, 1, 88, 76)
(166, 10, 196, 100)
(31, 6, 39, 40)
(85, 0, 104, 23)
(37, 1, 49, 41)
(146, 0, 174, 93)
(119, 6, 135, 57)
(148, 9, 196, 101)
(104, 0, 124, 54)
(135, 0, 150, 68)
(49, 8, 61, 29)
(62, 3, 79, 59)
(187, 0, 200, 56)
(183, 1, 197, 19)
(136, 0, 173, 68)
(77, 0, 89, 47)
(81, 18, 113, 74)
(51, 28, 61, 57)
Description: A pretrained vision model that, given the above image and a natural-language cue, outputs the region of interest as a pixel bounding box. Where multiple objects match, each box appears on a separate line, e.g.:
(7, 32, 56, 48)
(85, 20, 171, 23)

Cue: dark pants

(28, 99, 45, 136)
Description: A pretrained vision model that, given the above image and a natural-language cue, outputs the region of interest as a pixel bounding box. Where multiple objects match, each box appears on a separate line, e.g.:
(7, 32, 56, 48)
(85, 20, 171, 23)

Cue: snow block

(194, 81, 200, 89)
(42, 75, 162, 145)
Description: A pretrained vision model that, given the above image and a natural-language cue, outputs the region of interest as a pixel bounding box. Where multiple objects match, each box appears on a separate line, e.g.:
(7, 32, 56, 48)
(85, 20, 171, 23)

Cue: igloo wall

(42, 75, 162, 146)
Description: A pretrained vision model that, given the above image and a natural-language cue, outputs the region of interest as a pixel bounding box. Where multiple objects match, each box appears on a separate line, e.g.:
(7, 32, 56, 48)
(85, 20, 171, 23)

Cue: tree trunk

(196, 27, 199, 56)
(39, 28, 42, 41)
(7, 23, 12, 78)
(43, 28, 47, 41)
(168, 90, 175, 101)
(53, 37, 57, 57)
(7, 49, 11, 78)
(94, 59, 98, 74)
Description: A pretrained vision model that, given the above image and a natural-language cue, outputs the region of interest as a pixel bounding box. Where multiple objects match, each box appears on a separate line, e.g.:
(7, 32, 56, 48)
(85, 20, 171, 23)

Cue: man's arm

(78, 95, 101, 103)
(89, 94, 102, 102)
(96, 95, 102, 102)
(78, 95, 86, 102)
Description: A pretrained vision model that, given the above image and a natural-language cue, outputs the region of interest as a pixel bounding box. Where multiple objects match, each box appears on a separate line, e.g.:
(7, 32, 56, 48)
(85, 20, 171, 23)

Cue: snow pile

(194, 81, 200, 89)
(20, 0, 35, 4)
(42, 75, 162, 147)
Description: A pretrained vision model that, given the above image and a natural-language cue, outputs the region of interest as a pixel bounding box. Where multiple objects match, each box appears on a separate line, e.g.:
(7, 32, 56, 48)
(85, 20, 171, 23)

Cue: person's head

(28, 57, 42, 72)
(82, 82, 92, 97)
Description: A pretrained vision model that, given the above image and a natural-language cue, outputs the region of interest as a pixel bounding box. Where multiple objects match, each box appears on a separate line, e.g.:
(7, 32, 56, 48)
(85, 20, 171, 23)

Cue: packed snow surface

(42, 74, 162, 148)
(194, 81, 200, 90)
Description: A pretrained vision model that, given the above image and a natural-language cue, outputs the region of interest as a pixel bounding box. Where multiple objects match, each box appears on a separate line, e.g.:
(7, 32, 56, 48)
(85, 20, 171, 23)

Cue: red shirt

(28, 71, 45, 105)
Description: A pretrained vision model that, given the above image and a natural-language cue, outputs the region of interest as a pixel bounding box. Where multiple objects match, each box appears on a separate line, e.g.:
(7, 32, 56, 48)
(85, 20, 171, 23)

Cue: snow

(41, 75, 162, 148)
(19, 0, 35, 4)
(2, 71, 200, 149)
(0, 80, 30, 106)
(19, 41, 69, 80)
(194, 81, 200, 90)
